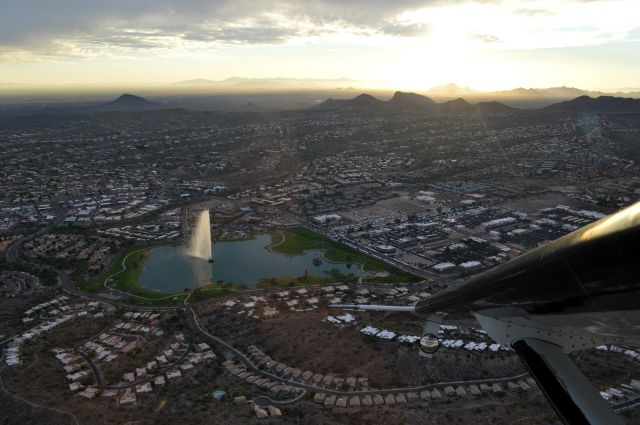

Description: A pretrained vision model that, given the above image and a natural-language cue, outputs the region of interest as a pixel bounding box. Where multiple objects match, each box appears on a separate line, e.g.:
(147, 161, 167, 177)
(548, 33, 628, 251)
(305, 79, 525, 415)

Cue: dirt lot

(0, 355, 257, 425)
(578, 349, 640, 388)
(497, 192, 583, 213)
(376, 196, 432, 215)
(201, 308, 526, 388)
(2, 304, 638, 425)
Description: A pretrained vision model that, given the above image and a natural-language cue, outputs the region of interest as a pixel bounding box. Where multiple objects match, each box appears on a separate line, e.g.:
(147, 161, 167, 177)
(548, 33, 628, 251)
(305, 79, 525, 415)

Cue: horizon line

(1, 78, 640, 95)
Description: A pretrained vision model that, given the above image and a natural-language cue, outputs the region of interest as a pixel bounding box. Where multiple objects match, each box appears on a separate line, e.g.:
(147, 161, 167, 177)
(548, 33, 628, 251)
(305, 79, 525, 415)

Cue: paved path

(266, 230, 286, 251)
(188, 305, 532, 400)
(6, 228, 640, 413)
(3, 232, 540, 407)
(253, 391, 307, 407)
(101, 247, 186, 303)
(0, 366, 80, 425)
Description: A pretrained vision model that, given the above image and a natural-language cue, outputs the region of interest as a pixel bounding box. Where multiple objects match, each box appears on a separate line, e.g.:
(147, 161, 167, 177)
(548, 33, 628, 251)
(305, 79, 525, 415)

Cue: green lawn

(256, 269, 361, 289)
(80, 246, 148, 294)
(268, 227, 421, 283)
(78, 227, 419, 305)
(79, 278, 104, 293)
(187, 285, 233, 302)
(82, 246, 186, 303)
(109, 248, 176, 299)
(80, 246, 238, 306)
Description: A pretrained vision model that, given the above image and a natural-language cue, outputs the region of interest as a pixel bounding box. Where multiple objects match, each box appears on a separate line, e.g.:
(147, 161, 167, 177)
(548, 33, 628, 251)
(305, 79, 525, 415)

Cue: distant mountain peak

(314, 92, 517, 114)
(543, 95, 640, 113)
(352, 93, 381, 103)
(388, 91, 437, 107)
(449, 97, 470, 104)
(176, 79, 216, 85)
(427, 83, 477, 97)
(101, 93, 161, 110)
(315, 93, 383, 110)
(113, 93, 148, 103)
(475, 100, 516, 113)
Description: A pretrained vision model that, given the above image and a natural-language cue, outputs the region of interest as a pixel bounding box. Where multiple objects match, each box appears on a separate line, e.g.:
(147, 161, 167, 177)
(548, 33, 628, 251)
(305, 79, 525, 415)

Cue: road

(95, 332, 195, 390)
(5, 201, 65, 264)
(297, 218, 452, 284)
(614, 395, 640, 411)
(76, 350, 104, 386)
(181, 207, 189, 242)
(5, 221, 638, 412)
(187, 305, 532, 401)
(0, 230, 555, 405)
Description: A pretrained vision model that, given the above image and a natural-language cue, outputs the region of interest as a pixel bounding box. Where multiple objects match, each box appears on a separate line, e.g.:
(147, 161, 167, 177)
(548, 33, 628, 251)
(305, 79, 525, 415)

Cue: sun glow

(1, 0, 639, 91)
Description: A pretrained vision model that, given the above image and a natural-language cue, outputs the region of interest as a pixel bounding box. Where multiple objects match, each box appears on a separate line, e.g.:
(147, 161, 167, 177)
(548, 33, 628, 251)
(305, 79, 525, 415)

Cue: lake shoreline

(138, 233, 364, 292)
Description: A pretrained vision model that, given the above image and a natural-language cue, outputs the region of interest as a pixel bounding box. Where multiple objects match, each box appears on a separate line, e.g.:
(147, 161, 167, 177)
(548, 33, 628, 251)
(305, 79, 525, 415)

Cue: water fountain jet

(187, 209, 212, 261)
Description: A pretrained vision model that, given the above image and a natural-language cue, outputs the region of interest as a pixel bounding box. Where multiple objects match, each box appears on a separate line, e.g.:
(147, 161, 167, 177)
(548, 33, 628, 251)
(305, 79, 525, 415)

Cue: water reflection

(139, 234, 363, 291)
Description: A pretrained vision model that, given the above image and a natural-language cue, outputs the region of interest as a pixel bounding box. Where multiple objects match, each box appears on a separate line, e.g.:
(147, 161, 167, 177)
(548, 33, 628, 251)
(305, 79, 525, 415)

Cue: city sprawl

(2, 99, 640, 425)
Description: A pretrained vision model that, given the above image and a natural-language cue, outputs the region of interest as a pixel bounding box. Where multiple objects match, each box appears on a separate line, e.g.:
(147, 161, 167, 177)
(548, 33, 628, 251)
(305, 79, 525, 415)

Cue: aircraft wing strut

(512, 338, 625, 425)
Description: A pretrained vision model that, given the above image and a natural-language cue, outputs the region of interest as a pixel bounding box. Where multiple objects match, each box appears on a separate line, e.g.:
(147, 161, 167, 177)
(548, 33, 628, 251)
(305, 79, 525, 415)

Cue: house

(395, 393, 407, 403)
(253, 405, 268, 419)
(119, 388, 137, 406)
(323, 395, 336, 406)
(136, 383, 152, 394)
(166, 369, 182, 381)
(69, 382, 83, 392)
(266, 406, 282, 417)
(78, 387, 99, 399)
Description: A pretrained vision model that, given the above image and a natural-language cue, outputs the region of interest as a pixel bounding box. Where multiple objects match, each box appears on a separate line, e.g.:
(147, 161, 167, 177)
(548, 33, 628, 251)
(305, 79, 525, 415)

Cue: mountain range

(4, 91, 640, 119)
(174, 79, 640, 101)
(314, 91, 640, 114)
(542, 95, 640, 113)
(315, 92, 517, 113)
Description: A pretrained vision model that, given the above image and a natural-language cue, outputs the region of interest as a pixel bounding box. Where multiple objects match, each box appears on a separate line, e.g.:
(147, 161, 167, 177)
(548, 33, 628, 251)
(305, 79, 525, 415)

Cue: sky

(1, 0, 639, 91)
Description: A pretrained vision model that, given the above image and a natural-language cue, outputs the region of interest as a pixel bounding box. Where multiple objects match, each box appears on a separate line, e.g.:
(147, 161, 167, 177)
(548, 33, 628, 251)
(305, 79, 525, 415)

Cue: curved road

(187, 305, 532, 400)
(6, 230, 640, 412)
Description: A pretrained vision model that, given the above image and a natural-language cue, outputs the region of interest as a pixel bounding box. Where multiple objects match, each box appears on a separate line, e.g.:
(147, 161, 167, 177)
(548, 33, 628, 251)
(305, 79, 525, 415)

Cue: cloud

(513, 8, 553, 17)
(380, 22, 429, 37)
(0, 0, 436, 53)
(471, 33, 501, 43)
(0, 0, 634, 61)
(626, 26, 640, 40)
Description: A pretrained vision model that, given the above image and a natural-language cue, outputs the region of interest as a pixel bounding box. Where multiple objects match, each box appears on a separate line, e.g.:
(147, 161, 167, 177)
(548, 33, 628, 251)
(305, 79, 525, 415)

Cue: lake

(138, 234, 363, 291)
